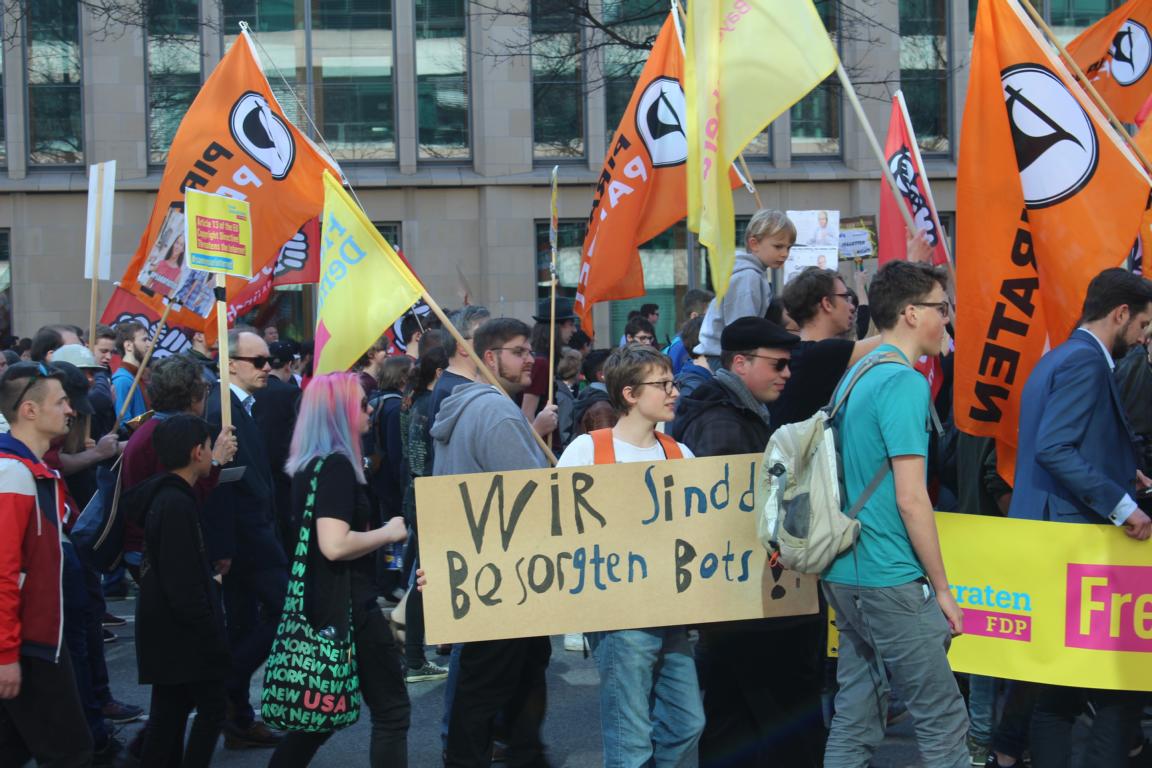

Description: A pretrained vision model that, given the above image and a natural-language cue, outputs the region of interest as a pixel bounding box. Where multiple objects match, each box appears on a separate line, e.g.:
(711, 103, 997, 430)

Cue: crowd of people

(0, 208, 1150, 768)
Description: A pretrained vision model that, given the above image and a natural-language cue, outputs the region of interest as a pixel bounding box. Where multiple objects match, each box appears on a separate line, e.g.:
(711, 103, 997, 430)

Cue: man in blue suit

(203, 328, 287, 750)
(1009, 267, 1152, 768)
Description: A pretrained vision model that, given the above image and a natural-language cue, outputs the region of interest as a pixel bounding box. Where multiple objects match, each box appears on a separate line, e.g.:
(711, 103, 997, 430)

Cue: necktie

(243, 395, 255, 417)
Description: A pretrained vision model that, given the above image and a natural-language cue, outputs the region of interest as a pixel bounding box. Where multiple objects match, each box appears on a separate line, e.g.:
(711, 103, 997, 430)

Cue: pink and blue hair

(284, 372, 366, 483)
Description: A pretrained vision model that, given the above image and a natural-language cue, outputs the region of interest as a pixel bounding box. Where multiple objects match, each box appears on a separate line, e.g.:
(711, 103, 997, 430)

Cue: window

(791, 0, 839, 157)
(375, 221, 402, 250)
(601, 0, 664, 140)
(148, 0, 202, 165)
(535, 219, 584, 302)
(900, 0, 950, 155)
(224, 0, 397, 162)
(415, 0, 469, 159)
(314, 0, 396, 160)
(26, 0, 83, 164)
(532, 0, 583, 159)
(1049, 0, 1117, 41)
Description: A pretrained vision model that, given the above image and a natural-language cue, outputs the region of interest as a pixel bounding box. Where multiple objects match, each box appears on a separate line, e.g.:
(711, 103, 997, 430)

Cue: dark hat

(268, 340, 300, 368)
(533, 297, 578, 324)
(49, 361, 94, 416)
(720, 317, 800, 352)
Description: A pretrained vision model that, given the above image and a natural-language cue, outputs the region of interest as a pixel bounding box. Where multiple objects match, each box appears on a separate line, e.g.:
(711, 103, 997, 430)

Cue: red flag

(879, 91, 949, 266)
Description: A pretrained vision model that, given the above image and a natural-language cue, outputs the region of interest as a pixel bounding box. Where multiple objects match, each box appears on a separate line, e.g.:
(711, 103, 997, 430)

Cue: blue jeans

(968, 675, 996, 745)
(585, 627, 704, 768)
(823, 581, 969, 768)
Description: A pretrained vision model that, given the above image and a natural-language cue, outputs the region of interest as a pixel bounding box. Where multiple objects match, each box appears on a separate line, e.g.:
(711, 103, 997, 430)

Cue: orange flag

(575, 14, 738, 331)
(107, 31, 338, 339)
(955, 0, 1150, 484)
(1067, 0, 1152, 123)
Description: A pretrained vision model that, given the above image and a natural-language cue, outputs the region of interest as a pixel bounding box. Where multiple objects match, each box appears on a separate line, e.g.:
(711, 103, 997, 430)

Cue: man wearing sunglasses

(0, 362, 94, 765)
(773, 267, 887, 429)
(669, 317, 822, 767)
(201, 328, 287, 749)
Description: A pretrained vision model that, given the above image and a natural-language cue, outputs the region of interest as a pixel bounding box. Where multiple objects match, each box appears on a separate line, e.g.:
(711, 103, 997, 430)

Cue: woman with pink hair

(268, 373, 410, 767)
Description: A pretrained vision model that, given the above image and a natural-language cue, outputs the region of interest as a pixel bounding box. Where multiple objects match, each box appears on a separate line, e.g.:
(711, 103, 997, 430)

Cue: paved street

(97, 592, 942, 767)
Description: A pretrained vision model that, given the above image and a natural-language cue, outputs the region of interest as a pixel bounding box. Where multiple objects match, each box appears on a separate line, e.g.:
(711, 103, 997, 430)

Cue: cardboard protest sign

(941, 513, 1152, 691)
(417, 454, 818, 644)
(184, 189, 253, 278)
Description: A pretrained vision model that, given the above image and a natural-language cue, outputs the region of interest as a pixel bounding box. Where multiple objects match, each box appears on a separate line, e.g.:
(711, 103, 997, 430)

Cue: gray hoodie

(429, 381, 549, 475)
(695, 249, 773, 357)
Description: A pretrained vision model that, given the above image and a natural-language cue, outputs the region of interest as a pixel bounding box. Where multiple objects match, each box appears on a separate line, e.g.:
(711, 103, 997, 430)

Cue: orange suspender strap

(655, 431, 683, 459)
(590, 428, 615, 464)
(591, 428, 683, 463)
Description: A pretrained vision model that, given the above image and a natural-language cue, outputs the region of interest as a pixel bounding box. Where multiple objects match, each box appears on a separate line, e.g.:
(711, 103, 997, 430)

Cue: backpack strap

(590, 429, 615, 464)
(655, 432, 683, 460)
(826, 351, 908, 420)
(844, 460, 892, 521)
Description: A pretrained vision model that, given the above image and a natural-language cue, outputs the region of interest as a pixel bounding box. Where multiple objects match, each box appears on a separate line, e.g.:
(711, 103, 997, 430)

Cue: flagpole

(547, 166, 559, 408)
(1018, 0, 1152, 176)
(112, 300, 173, 432)
(87, 162, 106, 353)
(419, 290, 559, 466)
(894, 90, 953, 266)
(214, 274, 232, 434)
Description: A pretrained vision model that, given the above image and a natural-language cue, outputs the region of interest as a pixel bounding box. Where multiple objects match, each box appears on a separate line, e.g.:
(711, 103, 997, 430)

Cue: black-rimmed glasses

(910, 301, 952, 318)
(635, 379, 679, 396)
(832, 292, 858, 307)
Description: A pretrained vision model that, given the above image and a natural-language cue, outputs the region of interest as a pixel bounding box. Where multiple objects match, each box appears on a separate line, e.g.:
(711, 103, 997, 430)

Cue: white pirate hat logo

(1002, 63, 1099, 209)
(635, 77, 687, 168)
(229, 91, 296, 180)
(1109, 19, 1152, 86)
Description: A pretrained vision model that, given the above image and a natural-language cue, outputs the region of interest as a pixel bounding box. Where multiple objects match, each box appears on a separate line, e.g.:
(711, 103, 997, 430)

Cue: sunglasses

(11, 363, 52, 409)
(743, 354, 791, 371)
(232, 355, 271, 369)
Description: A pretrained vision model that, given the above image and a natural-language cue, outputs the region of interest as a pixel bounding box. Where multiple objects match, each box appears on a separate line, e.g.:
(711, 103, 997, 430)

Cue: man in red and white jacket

(0, 362, 93, 765)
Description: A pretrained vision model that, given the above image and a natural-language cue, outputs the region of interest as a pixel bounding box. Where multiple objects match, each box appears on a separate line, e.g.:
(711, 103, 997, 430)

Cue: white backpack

(756, 352, 919, 574)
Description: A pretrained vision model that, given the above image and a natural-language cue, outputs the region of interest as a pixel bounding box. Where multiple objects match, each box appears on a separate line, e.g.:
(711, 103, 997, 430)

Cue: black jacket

(127, 473, 229, 685)
(203, 386, 285, 570)
(253, 376, 302, 543)
(668, 377, 773, 458)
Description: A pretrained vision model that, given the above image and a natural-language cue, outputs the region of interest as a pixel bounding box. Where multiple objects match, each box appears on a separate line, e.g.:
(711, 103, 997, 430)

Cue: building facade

(2, 0, 1119, 344)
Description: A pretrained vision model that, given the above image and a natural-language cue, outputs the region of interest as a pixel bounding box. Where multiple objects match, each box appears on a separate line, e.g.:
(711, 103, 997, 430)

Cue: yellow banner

(183, 189, 253, 278)
(416, 454, 819, 644)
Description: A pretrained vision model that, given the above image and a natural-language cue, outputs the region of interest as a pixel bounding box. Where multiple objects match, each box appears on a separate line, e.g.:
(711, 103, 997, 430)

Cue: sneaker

(101, 700, 144, 724)
(563, 633, 584, 652)
(102, 628, 117, 643)
(968, 736, 991, 766)
(101, 612, 127, 627)
(406, 661, 449, 683)
(223, 720, 284, 749)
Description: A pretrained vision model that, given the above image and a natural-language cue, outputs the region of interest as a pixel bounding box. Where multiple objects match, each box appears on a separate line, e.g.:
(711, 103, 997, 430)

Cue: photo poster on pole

(136, 208, 215, 318)
(184, 189, 253, 280)
(84, 160, 116, 280)
(783, 210, 839, 284)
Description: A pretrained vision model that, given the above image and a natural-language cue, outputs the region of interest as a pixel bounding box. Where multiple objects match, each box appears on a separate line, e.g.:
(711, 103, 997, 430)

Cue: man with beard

(430, 317, 556, 768)
(1010, 267, 1152, 768)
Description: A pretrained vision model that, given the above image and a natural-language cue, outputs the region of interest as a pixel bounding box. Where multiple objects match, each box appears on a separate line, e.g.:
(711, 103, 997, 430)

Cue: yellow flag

(315, 170, 423, 375)
(686, 1, 837, 296)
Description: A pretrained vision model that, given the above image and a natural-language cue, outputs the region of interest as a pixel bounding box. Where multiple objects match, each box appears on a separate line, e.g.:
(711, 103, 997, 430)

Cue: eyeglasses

(832, 292, 859, 307)
(632, 335, 656, 344)
(635, 379, 679, 396)
(910, 301, 952, 318)
(232, 355, 272, 369)
(743, 354, 791, 372)
(493, 346, 534, 359)
(12, 363, 51, 409)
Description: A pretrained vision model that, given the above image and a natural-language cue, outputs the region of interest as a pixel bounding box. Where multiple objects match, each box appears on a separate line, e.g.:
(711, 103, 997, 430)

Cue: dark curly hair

(148, 354, 207, 412)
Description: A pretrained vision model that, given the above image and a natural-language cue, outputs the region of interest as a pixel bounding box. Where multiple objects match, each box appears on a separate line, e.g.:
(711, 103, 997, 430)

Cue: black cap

(533, 297, 578, 323)
(268, 340, 300, 368)
(49, 361, 94, 416)
(720, 317, 800, 352)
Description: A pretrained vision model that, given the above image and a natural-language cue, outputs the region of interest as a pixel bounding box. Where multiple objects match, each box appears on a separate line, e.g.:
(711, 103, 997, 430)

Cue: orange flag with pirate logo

(105, 30, 338, 339)
(955, 0, 1151, 483)
(1067, 0, 1152, 124)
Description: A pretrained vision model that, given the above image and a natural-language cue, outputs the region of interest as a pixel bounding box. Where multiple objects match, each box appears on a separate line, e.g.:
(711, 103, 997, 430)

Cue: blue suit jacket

(1009, 329, 1139, 524)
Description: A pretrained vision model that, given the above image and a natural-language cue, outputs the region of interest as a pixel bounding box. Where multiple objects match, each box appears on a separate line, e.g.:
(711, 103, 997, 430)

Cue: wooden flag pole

(1018, 0, 1152, 176)
(112, 300, 173, 432)
(419, 290, 558, 466)
(87, 162, 106, 353)
(214, 273, 232, 433)
(547, 165, 559, 408)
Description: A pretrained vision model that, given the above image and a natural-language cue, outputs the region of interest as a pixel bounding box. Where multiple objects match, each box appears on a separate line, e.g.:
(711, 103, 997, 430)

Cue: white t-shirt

(556, 432, 694, 468)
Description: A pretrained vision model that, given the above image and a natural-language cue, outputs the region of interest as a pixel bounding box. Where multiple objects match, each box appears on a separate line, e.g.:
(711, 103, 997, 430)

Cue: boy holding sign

(556, 345, 703, 767)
